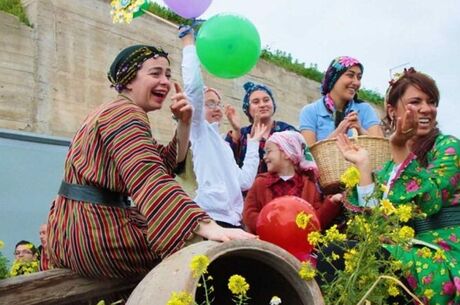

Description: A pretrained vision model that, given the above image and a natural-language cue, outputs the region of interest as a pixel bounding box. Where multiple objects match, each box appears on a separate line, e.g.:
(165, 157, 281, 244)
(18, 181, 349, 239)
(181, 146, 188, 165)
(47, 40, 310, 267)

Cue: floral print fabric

(378, 134, 460, 304)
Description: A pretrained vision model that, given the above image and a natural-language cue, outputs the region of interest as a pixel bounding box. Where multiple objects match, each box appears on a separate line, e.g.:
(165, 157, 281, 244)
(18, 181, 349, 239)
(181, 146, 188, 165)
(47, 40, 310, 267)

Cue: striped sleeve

(99, 103, 209, 258)
(154, 134, 178, 177)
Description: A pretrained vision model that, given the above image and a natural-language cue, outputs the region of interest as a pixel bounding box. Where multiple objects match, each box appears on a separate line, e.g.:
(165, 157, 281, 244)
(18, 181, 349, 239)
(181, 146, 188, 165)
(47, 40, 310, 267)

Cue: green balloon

(196, 13, 261, 79)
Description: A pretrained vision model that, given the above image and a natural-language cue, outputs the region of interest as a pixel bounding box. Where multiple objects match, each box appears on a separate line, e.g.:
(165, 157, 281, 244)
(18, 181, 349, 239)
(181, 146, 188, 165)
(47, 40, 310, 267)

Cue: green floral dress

(371, 134, 459, 304)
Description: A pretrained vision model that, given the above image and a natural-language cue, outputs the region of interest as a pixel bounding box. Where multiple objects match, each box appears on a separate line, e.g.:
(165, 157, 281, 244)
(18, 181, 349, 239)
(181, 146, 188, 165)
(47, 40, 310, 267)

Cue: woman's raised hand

(224, 104, 241, 131)
(170, 82, 193, 125)
(336, 133, 370, 167)
(390, 104, 418, 148)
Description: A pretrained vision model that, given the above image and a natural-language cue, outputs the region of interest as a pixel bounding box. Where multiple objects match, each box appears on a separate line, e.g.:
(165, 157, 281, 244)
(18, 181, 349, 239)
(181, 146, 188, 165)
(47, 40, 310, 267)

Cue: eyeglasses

(14, 250, 33, 256)
(204, 101, 223, 110)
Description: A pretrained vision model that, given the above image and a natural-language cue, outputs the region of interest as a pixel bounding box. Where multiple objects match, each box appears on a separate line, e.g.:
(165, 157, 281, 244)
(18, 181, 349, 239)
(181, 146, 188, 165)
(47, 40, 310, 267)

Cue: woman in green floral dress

(337, 68, 459, 304)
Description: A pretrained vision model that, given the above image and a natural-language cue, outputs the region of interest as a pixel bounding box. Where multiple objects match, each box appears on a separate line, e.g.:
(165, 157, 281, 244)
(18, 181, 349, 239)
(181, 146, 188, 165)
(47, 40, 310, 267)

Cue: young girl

(243, 130, 343, 233)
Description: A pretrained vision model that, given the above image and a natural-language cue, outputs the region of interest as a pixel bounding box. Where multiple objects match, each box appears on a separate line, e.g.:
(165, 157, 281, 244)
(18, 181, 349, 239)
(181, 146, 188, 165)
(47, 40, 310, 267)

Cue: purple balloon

(163, 0, 212, 19)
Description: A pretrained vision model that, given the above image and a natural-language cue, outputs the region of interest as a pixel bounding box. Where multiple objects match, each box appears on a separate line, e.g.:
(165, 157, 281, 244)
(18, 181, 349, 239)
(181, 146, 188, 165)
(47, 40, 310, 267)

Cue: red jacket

(243, 172, 342, 234)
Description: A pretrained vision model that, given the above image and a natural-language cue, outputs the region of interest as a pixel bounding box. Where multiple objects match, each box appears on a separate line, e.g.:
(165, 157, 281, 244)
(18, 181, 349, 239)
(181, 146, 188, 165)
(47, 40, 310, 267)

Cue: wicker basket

(310, 136, 391, 194)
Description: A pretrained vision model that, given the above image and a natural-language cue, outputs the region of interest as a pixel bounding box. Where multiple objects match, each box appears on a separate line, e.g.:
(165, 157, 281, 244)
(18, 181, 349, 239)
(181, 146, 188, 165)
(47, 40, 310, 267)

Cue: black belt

(58, 181, 130, 208)
(411, 205, 460, 234)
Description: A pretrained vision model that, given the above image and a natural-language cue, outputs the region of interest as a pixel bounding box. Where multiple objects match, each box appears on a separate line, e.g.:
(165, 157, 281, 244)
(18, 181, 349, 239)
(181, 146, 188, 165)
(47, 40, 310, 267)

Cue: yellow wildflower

(340, 166, 360, 188)
(331, 251, 340, 261)
(344, 249, 358, 274)
(387, 284, 400, 297)
(298, 261, 316, 280)
(295, 211, 312, 229)
(380, 184, 389, 193)
(324, 225, 346, 243)
(417, 247, 432, 259)
(379, 199, 396, 216)
(0, 240, 4, 249)
(390, 260, 403, 272)
(398, 226, 415, 241)
(395, 204, 413, 222)
(433, 249, 446, 262)
(307, 231, 322, 247)
(166, 291, 193, 305)
(423, 289, 434, 300)
(228, 274, 250, 295)
(189, 255, 209, 278)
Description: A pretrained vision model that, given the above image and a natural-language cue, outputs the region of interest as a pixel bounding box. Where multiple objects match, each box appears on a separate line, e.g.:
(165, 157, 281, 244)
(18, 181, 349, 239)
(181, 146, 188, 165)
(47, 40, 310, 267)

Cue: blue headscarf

(242, 81, 277, 121)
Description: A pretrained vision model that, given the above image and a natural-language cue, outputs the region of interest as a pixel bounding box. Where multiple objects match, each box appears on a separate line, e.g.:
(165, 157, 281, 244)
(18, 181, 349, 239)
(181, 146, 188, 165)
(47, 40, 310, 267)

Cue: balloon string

(141, 8, 177, 28)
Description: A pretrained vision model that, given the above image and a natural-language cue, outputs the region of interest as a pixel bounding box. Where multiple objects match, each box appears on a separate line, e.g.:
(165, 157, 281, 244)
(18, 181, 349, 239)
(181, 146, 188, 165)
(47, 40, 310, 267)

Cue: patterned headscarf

(242, 81, 276, 121)
(267, 131, 318, 176)
(108, 45, 169, 93)
(321, 56, 363, 96)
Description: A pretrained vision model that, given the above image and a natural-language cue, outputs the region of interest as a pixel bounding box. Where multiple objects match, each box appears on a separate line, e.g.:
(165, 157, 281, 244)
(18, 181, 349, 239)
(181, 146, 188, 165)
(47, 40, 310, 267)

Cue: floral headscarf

(321, 56, 363, 96)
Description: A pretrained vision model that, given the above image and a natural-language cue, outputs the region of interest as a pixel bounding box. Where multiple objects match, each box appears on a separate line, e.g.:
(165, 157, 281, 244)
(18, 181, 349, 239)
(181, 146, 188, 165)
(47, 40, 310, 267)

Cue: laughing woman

(337, 68, 460, 304)
(299, 56, 383, 146)
(47, 45, 255, 278)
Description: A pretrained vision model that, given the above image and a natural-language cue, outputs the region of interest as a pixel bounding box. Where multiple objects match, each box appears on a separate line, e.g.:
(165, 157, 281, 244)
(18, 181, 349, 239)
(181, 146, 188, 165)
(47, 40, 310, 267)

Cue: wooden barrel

(127, 239, 324, 305)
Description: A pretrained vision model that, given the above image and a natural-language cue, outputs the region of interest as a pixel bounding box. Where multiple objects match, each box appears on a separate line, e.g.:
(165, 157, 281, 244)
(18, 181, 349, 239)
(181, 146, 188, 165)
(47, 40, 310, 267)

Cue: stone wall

(0, 0, 382, 142)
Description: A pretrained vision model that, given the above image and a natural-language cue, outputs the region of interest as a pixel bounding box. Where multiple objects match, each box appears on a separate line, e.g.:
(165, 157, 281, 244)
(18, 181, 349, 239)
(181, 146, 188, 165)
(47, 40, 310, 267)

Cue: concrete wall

(0, 0, 382, 142)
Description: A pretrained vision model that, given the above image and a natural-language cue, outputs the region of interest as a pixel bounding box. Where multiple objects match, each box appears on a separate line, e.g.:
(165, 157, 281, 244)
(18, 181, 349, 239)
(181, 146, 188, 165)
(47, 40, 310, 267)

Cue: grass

(0, 0, 32, 27)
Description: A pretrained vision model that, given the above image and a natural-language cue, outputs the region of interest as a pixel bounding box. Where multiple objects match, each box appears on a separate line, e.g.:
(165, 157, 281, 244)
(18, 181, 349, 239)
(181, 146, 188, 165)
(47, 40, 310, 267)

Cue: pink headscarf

(267, 131, 318, 176)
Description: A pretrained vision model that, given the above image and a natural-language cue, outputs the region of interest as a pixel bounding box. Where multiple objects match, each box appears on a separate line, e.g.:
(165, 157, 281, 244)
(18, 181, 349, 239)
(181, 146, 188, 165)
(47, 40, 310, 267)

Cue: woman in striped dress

(47, 45, 255, 278)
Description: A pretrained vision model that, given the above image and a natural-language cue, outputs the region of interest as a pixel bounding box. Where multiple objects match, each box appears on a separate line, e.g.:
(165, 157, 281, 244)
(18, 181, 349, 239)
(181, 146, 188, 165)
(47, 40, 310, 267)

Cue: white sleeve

(181, 45, 205, 138)
(356, 183, 378, 207)
(237, 138, 260, 191)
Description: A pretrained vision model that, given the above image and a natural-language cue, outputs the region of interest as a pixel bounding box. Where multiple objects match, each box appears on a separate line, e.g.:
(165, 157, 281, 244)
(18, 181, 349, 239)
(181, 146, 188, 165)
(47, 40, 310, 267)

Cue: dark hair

(15, 240, 38, 255)
(384, 69, 440, 166)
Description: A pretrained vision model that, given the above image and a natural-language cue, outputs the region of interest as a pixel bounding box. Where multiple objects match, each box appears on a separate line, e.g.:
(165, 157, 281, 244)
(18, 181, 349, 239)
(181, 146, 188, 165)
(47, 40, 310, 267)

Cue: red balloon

(256, 196, 321, 261)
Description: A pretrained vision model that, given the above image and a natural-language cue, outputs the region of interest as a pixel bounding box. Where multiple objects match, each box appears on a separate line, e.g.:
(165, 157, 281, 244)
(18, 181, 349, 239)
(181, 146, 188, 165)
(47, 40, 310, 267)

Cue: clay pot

(127, 239, 324, 305)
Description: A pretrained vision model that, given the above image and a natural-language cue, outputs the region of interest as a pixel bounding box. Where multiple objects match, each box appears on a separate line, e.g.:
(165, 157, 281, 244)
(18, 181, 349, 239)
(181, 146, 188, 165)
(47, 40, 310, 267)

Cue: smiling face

(248, 90, 274, 122)
(204, 90, 223, 124)
(330, 65, 362, 103)
(388, 84, 438, 138)
(125, 56, 171, 112)
(263, 142, 292, 174)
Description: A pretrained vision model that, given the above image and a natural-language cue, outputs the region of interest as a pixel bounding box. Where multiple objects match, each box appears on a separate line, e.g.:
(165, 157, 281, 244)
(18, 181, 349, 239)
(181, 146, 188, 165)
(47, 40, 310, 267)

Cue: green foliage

(144, 2, 192, 26)
(261, 48, 324, 83)
(0, 0, 31, 27)
(0, 244, 9, 279)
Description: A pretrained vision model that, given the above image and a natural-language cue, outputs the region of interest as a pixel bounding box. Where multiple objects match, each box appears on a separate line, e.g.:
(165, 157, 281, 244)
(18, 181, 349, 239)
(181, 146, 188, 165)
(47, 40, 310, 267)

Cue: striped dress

(47, 98, 209, 278)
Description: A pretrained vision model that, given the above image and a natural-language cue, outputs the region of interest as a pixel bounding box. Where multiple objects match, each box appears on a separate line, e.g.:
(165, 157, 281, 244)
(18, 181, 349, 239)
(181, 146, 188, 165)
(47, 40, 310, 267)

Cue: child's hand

(248, 122, 268, 142)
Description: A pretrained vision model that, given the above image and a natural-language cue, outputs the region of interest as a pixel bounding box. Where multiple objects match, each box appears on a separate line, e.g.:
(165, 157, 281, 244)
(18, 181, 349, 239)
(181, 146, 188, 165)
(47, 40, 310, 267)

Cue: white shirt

(181, 45, 260, 226)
